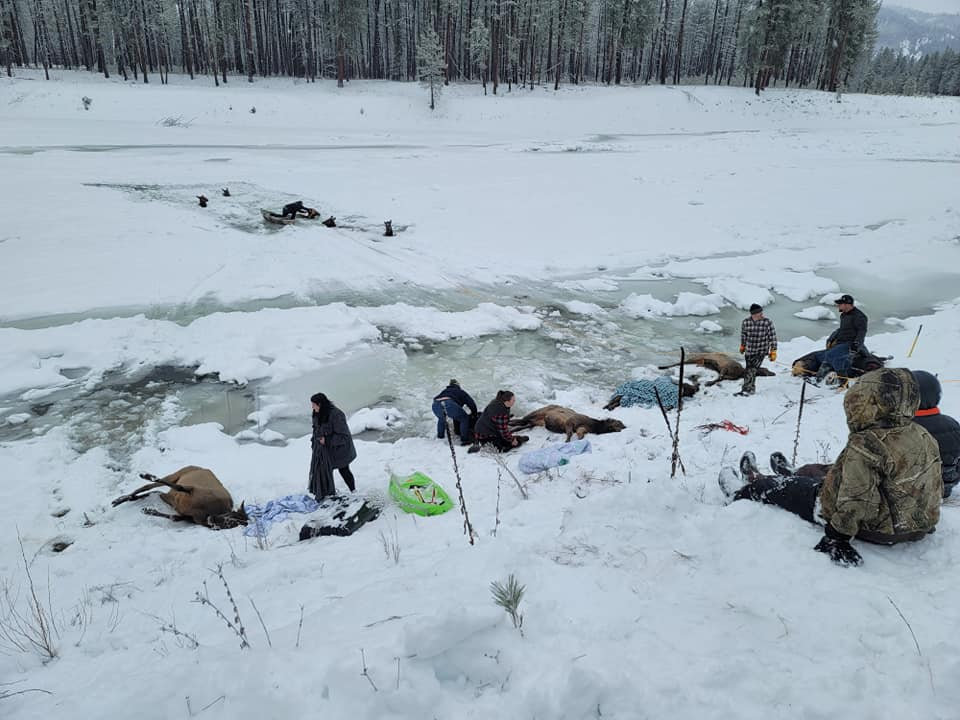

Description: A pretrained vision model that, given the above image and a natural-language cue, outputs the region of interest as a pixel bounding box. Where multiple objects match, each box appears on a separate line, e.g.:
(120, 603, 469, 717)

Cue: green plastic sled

(389, 472, 454, 516)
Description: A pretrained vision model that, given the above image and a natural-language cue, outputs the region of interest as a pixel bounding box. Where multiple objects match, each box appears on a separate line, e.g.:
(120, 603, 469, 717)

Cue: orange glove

(739, 345, 746, 354)
(769, 350, 777, 362)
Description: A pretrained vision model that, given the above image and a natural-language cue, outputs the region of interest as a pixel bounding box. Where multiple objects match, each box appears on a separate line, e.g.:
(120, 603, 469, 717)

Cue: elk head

(206, 502, 248, 530)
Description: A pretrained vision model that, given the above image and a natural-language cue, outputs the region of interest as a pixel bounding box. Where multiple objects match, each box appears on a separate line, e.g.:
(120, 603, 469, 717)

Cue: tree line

(856, 46, 960, 97)
(5, 0, 953, 99)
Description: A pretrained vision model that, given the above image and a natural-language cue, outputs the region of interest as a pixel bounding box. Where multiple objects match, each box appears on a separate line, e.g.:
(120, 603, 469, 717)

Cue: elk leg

(111, 482, 165, 507)
(147, 477, 194, 494)
(142, 507, 189, 522)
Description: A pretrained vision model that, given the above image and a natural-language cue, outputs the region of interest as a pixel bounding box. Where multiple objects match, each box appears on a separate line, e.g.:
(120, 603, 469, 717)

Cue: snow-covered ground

(1, 70, 960, 719)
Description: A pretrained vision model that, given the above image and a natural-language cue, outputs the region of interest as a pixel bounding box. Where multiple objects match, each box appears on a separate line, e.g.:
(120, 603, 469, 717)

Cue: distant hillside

(877, 5, 960, 58)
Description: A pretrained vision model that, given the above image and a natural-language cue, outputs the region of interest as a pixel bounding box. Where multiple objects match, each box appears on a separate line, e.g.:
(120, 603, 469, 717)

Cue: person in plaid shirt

(469, 390, 529, 453)
(737, 304, 778, 396)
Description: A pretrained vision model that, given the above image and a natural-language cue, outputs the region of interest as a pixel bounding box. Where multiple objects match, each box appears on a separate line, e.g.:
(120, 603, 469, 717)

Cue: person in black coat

(432, 379, 479, 444)
(309, 392, 358, 499)
(283, 200, 305, 219)
(819, 294, 869, 379)
(912, 370, 960, 498)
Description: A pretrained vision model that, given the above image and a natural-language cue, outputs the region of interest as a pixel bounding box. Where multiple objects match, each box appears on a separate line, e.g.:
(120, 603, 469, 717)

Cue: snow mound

(795, 306, 836, 320)
(620, 292, 726, 318)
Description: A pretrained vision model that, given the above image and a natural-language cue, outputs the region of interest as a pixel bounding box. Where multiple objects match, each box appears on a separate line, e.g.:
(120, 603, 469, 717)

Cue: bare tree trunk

(244, 0, 255, 80)
(658, 0, 670, 84)
(673, 0, 687, 84)
(553, 0, 565, 90)
(177, 0, 194, 76)
(613, 0, 630, 84)
(724, 0, 743, 86)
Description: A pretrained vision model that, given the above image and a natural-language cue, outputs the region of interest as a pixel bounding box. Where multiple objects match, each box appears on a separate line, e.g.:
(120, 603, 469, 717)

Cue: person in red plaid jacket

(469, 390, 529, 453)
(737, 304, 778, 396)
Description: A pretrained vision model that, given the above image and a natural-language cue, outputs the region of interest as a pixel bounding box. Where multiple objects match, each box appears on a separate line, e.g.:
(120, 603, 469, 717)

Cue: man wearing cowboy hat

(736, 303, 778, 396)
(820, 294, 869, 381)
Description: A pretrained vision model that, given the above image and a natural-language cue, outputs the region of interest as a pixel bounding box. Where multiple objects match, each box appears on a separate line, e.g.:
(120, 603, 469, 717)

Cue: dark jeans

(432, 399, 470, 441)
(476, 435, 529, 453)
(742, 353, 765, 393)
(733, 474, 823, 523)
(811, 342, 853, 376)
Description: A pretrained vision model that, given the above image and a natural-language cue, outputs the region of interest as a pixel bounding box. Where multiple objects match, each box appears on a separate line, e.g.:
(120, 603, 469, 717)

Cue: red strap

(721, 420, 750, 435)
(915, 408, 940, 417)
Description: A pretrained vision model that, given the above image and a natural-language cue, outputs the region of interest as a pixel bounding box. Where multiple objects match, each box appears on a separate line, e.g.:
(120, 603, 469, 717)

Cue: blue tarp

(243, 494, 320, 537)
(611, 376, 680, 409)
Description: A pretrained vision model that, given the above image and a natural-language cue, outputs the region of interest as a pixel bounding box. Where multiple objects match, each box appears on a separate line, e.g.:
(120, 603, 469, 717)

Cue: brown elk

(111, 465, 248, 530)
(509, 405, 626, 442)
(658, 352, 775, 386)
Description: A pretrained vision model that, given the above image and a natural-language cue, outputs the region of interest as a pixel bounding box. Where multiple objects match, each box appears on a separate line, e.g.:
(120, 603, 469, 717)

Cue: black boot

(739, 451, 760, 479)
(815, 364, 833, 384)
(770, 451, 794, 477)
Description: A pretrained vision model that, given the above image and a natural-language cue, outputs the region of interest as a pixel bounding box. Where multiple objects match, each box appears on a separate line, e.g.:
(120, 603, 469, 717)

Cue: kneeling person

(471, 390, 528, 453)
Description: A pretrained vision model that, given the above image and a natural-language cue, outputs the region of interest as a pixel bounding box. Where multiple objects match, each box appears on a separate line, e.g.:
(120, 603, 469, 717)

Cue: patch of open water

(2, 263, 955, 465)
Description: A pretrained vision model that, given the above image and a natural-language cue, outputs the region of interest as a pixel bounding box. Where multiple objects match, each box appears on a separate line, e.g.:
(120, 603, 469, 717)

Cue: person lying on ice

(719, 368, 942, 567)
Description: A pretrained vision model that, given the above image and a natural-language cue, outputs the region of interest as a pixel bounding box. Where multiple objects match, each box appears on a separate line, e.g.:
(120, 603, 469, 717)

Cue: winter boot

(815, 363, 833, 385)
(718, 466, 745, 504)
(770, 451, 794, 477)
(739, 451, 760, 480)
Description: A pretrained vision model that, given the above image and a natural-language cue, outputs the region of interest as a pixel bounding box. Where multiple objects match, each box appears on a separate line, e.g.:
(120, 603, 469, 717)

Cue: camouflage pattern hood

(820, 368, 942, 543)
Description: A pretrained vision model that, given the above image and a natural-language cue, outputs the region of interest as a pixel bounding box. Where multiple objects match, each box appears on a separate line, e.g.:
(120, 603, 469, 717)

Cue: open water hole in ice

(1, 267, 953, 466)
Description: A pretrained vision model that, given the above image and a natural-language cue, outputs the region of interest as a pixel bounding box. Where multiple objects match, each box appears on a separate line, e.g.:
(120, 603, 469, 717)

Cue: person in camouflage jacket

(719, 368, 942, 566)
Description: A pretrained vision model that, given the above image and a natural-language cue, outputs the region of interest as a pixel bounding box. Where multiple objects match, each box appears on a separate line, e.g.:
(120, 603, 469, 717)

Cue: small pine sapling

(490, 574, 525, 636)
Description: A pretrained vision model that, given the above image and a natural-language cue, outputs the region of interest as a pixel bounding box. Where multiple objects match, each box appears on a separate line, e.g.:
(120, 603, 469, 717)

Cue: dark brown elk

(658, 352, 774, 386)
(111, 466, 247, 530)
(509, 405, 626, 442)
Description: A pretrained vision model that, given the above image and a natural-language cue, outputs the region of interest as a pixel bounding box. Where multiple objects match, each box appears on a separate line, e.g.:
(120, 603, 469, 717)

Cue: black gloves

(814, 524, 862, 567)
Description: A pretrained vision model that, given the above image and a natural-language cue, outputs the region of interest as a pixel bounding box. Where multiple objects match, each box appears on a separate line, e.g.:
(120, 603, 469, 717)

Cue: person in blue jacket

(432, 379, 479, 445)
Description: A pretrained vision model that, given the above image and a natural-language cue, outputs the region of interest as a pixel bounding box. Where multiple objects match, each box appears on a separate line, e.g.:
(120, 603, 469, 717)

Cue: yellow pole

(907, 324, 923, 358)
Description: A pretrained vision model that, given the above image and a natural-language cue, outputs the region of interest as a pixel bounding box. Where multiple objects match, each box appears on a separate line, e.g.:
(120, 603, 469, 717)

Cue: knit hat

(449, 379, 460, 386)
(749, 304, 763, 314)
(911, 370, 941, 410)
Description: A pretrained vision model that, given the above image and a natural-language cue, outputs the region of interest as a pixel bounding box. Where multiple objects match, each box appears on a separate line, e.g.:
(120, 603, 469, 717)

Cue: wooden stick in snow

(791, 380, 807, 469)
(654, 387, 685, 476)
(671, 347, 686, 478)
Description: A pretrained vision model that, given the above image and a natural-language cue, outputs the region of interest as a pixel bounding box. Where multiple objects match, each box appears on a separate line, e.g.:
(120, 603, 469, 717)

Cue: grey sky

(888, 0, 960, 14)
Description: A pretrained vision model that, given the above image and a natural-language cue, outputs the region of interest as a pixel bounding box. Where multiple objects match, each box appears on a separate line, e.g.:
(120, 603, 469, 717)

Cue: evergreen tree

(417, 26, 445, 109)
(469, 16, 490, 93)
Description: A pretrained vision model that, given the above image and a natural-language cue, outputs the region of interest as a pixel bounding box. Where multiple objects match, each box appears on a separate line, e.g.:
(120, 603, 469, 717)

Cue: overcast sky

(888, 0, 960, 14)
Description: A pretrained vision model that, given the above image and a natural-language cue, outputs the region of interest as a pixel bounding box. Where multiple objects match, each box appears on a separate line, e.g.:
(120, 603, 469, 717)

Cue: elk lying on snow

(111, 465, 248, 530)
(509, 405, 626, 442)
(658, 352, 775, 386)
